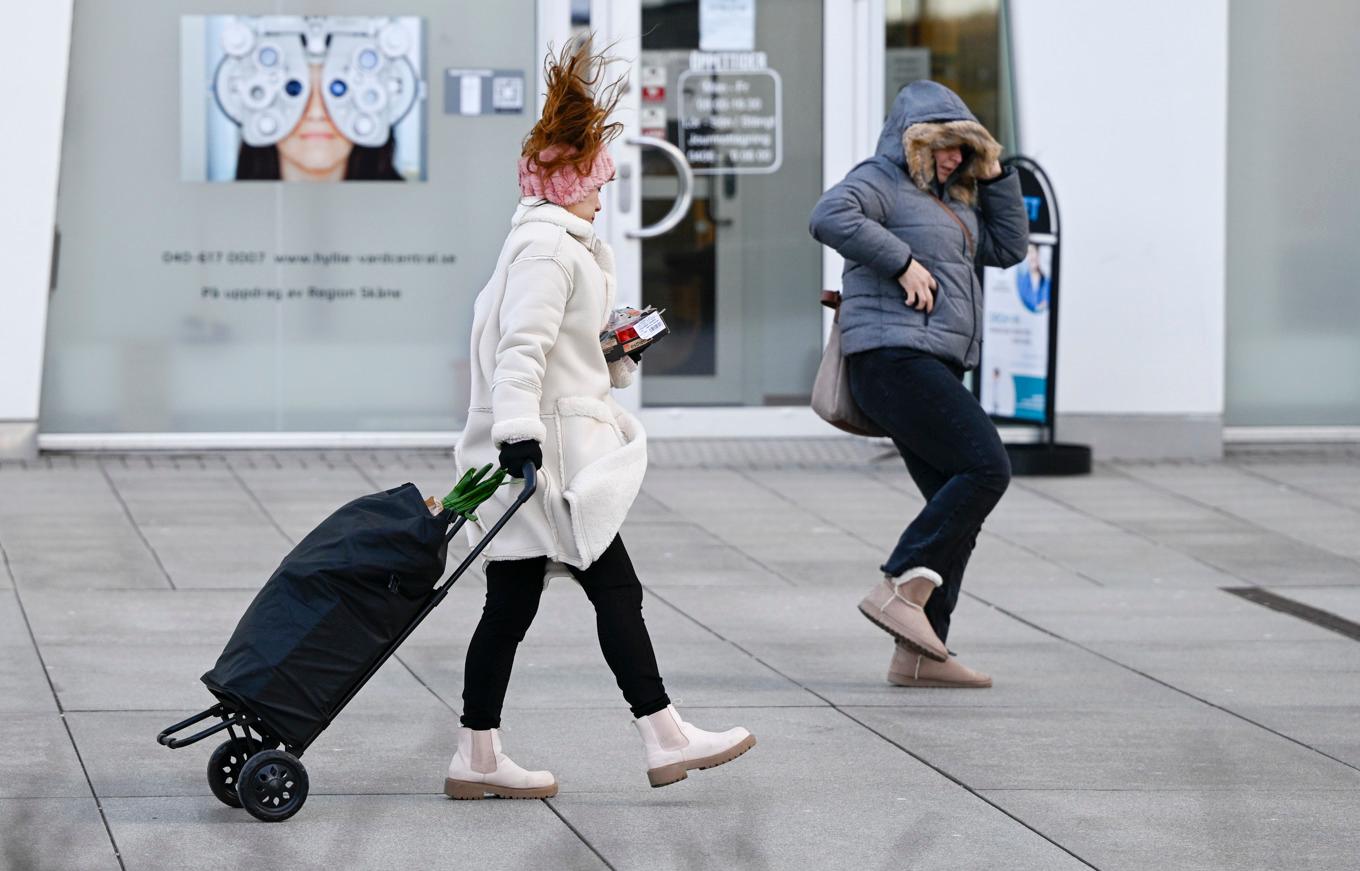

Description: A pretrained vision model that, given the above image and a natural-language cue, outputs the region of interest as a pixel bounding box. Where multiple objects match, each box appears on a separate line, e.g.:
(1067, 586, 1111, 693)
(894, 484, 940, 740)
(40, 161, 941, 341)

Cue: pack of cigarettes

(600, 306, 669, 362)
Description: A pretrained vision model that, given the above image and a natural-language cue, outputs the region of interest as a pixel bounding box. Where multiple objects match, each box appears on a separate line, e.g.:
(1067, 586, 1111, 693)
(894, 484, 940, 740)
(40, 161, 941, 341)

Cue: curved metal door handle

(625, 135, 694, 239)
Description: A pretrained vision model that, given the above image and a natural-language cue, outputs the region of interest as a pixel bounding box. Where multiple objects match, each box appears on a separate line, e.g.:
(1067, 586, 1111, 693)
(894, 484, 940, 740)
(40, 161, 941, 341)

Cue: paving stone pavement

(2, 443, 1359, 871)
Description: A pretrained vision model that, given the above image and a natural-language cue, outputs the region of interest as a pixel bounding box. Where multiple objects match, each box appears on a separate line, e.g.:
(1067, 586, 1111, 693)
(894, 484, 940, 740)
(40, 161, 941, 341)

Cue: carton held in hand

(600, 306, 669, 362)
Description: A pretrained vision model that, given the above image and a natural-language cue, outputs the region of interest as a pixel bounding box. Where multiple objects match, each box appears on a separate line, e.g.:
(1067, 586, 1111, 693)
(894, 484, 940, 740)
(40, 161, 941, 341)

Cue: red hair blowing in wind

(517, 37, 625, 206)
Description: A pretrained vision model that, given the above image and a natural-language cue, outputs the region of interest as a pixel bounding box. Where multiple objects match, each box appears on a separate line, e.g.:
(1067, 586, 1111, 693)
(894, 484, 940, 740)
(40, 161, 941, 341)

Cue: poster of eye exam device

(182, 15, 427, 181)
(43, 1, 536, 435)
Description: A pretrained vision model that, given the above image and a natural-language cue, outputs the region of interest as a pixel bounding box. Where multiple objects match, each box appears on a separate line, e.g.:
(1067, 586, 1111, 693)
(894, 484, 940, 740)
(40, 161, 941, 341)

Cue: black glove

(498, 440, 542, 479)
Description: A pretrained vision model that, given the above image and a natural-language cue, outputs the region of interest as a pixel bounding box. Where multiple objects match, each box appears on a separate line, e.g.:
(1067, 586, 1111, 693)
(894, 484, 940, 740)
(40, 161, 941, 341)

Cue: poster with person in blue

(980, 241, 1053, 422)
(1015, 243, 1051, 314)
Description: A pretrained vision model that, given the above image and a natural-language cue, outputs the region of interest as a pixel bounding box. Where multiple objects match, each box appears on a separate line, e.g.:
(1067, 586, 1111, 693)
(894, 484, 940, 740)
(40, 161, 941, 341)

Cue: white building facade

(3, 1, 1356, 460)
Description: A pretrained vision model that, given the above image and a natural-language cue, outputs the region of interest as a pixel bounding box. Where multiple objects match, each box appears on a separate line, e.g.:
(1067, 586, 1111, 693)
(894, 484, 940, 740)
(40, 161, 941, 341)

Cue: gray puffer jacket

(809, 81, 1029, 369)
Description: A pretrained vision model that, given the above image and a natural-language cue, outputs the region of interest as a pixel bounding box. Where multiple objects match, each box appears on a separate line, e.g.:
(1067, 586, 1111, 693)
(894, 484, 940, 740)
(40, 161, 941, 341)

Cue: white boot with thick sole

(443, 727, 558, 799)
(633, 705, 756, 788)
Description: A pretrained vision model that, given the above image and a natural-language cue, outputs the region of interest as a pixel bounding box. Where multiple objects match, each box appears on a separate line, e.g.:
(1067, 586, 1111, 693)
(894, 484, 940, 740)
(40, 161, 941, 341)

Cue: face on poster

(183, 15, 427, 182)
(981, 242, 1052, 422)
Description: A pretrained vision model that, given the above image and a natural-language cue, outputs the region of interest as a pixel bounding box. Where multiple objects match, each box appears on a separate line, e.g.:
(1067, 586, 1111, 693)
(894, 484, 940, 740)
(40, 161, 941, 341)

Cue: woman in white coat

(444, 40, 755, 800)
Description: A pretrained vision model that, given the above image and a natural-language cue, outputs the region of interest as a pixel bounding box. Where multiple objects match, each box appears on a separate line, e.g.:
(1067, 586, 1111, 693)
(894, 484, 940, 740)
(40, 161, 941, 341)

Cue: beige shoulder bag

(811, 290, 886, 437)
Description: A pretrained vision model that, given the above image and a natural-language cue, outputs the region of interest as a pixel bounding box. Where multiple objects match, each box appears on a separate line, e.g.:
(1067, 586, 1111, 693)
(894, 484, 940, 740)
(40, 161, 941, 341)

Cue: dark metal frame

(158, 464, 538, 757)
(973, 155, 1062, 446)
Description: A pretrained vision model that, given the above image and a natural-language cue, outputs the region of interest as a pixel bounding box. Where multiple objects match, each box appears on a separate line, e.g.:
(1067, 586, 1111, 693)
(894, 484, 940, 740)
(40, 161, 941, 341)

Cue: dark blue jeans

(847, 347, 1011, 642)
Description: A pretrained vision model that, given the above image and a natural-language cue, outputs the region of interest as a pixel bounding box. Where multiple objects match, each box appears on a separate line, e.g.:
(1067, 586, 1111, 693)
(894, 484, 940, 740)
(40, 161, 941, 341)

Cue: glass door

(593, 0, 825, 409)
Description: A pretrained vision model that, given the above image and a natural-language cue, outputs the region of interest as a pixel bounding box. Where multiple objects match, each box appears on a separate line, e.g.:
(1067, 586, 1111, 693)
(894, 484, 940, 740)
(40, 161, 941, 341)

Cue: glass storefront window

(635, 0, 825, 407)
(42, 1, 536, 434)
(885, 0, 1017, 153)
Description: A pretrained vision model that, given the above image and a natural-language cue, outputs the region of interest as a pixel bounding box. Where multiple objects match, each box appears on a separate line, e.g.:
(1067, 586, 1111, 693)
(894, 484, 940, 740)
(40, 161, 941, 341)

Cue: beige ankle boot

(633, 706, 756, 788)
(858, 570, 948, 661)
(887, 643, 992, 688)
(443, 727, 558, 799)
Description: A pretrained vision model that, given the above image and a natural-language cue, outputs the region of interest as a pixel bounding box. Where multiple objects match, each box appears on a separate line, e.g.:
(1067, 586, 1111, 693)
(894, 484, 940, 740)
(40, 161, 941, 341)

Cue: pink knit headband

(518, 145, 615, 206)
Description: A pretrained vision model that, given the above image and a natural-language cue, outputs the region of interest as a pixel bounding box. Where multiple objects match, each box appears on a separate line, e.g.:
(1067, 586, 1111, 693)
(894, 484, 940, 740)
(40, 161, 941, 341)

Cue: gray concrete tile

(153, 567, 275, 591)
(2, 536, 169, 591)
(41, 644, 231, 712)
(1019, 473, 1243, 536)
(235, 467, 411, 544)
(0, 798, 117, 871)
(847, 703, 1360, 791)
(1153, 529, 1360, 588)
(546, 706, 1088, 871)
(964, 536, 1110, 590)
(509, 705, 936, 795)
(403, 569, 717, 647)
(1087, 640, 1360, 708)
(1230, 706, 1360, 769)
(623, 489, 678, 522)
(0, 596, 57, 713)
(641, 564, 791, 587)
(754, 639, 1188, 710)
(103, 795, 606, 871)
(9, 450, 1360, 868)
(653, 585, 1055, 648)
(620, 519, 792, 585)
(0, 645, 56, 714)
(1121, 463, 1360, 560)
(20, 590, 256, 647)
(401, 636, 819, 712)
(973, 585, 1265, 617)
(0, 590, 31, 639)
(0, 714, 91, 798)
(979, 788, 1360, 871)
(70, 700, 456, 799)
(1010, 531, 1242, 589)
(989, 586, 1341, 644)
(41, 642, 432, 713)
(1237, 460, 1360, 512)
(1271, 585, 1360, 623)
(973, 486, 1113, 539)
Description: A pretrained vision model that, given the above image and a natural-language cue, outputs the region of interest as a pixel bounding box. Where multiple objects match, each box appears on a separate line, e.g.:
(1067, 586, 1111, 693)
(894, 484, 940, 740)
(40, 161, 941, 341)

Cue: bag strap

(821, 289, 841, 324)
(930, 195, 975, 258)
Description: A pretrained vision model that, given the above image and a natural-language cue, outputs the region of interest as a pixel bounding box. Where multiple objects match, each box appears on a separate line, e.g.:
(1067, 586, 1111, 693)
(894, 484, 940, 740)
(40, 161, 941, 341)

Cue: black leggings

(460, 535, 671, 729)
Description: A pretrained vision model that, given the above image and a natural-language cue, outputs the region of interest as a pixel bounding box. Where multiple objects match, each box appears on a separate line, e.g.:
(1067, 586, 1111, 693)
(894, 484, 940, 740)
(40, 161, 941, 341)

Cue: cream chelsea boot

(633, 705, 756, 788)
(443, 727, 558, 799)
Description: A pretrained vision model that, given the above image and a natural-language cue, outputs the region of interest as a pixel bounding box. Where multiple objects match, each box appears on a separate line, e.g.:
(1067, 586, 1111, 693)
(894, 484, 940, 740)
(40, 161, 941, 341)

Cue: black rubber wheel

(237, 750, 309, 822)
(205, 734, 280, 811)
(207, 735, 281, 808)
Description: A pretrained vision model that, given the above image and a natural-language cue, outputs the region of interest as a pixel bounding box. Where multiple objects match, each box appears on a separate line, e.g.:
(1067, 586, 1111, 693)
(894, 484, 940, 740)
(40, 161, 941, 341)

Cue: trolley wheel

(237, 750, 309, 822)
(207, 735, 280, 808)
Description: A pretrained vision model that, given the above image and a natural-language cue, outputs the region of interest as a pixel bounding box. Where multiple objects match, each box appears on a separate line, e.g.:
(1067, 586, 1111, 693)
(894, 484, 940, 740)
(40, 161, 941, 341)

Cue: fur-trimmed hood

(877, 81, 1001, 206)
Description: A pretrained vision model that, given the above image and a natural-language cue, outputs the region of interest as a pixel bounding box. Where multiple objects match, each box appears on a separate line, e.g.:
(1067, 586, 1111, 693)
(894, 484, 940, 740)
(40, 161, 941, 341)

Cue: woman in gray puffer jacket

(810, 81, 1028, 688)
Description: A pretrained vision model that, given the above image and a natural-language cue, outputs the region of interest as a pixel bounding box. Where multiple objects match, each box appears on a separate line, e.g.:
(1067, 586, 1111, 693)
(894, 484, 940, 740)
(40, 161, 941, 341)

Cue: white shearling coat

(455, 199, 646, 569)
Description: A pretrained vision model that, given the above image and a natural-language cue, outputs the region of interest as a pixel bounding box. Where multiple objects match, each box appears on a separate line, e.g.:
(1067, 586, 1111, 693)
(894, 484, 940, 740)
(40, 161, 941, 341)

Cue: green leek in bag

(440, 463, 510, 522)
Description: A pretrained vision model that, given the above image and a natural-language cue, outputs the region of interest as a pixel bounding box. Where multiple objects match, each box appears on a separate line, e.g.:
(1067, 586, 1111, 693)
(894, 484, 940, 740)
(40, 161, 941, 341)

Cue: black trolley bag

(157, 464, 536, 822)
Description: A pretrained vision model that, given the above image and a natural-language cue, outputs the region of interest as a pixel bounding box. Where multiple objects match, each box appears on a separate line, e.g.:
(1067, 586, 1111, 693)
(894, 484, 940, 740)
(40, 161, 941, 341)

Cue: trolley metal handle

(157, 704, 259, 749)
(444, 461, 538, 543)
(438, 461, 536, 589)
